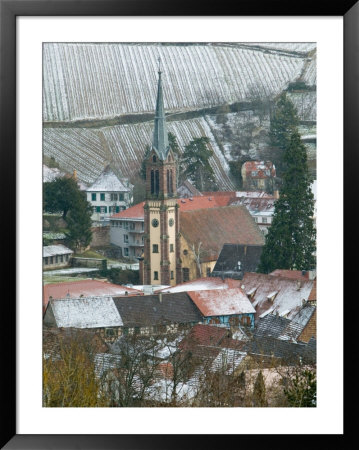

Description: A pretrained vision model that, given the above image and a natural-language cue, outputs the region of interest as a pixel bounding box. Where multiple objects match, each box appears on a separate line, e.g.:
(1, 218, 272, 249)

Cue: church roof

(152, 68, 170, 161)
(180, 206, 265, 262)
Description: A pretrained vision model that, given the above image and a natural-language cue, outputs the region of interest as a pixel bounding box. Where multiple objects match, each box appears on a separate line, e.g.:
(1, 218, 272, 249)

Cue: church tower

(142, 64, 181, 286)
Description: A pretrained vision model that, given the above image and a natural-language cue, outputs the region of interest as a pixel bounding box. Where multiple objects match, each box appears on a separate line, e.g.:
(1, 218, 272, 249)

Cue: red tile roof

(179, 324, 229, 350)
(180, 206, 265, 261)
(270, 270, 310, 280)
(187, 288, 256, 317)
(110, 202, 145, 220)
(110, 195, 234, 221)
(242, 161, 276, 179)
(43, 279, 142, 311)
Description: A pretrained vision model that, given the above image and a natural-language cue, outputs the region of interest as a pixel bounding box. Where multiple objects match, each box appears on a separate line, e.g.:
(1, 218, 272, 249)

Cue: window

(154, 271, 159, 280)
(124, 234, 129, 243)
(182, 268, 190, 282)
(119, 193, 124, 201)
(130, 222, 135, 230)
(101, 206, 107, 213)
(123, 222, 129, 230)
(170, 244, 174, 253)
(96, 206, 101, 213)
(171, 271, 174, 280)
(111, 193, 118, 201)
(91, 193, 96, 201)
(262, 217, 267, 223)
(100, 193, 105, 201)
(124, 248, 129, 257)
(183, 249, 188, 256)
(206, 267, 211, 277)
(152, 218, 159, 228)
(152, 244, 159, 253)
(141, 222, 144, 231)
(116, 206, 120, 213)
(105, 328, 115, 337)
(50, 257, 53, 264)
(44, 257, 48, 265)
(60, 255, 63, 263)
(55, 256, 58, 263)
(241, 316, 251, 326)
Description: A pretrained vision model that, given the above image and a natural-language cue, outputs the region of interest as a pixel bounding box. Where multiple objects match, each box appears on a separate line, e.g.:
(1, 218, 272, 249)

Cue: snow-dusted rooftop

(43, 244, 73, 258)
(47, 296, 123, 329)
(86, 166, 130, 192)
(187, 288, 256, 317)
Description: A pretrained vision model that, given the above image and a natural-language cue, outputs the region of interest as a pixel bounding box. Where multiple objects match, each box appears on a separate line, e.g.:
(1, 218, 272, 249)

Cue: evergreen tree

(269, 92, 299, 176)
(43, 176, 81, 219)
(258, 131, 316, 273)
(182, 136, 216, 191)
(252, 370, 267, 407)
(65, 192, 93, 252)
(284, 368, 316, 407)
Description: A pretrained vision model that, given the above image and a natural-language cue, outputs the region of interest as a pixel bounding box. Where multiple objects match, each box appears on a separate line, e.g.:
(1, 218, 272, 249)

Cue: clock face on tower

(151, 218, 159, 228)
(169, 218, 174, 227)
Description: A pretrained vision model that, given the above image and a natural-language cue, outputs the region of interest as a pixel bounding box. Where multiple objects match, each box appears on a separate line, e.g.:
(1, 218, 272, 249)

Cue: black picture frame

(1, 0, 355, 448)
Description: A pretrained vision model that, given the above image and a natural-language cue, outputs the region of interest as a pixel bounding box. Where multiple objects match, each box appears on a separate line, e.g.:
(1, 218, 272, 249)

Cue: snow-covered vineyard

(43, 42, 316, 186)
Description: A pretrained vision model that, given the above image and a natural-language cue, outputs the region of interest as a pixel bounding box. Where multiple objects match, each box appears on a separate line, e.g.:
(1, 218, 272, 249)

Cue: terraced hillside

(43, 43, 316, 187)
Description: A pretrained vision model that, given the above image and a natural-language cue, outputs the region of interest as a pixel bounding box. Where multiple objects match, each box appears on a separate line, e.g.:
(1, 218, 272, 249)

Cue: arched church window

(155, 170, 160, 195)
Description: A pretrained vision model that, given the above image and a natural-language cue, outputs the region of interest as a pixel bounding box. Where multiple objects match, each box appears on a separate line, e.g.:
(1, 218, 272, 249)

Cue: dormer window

(153, 155, 157, 163)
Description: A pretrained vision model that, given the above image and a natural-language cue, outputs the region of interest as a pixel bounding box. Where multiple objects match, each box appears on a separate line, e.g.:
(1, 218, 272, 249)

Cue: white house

(86, 166, 133, 223)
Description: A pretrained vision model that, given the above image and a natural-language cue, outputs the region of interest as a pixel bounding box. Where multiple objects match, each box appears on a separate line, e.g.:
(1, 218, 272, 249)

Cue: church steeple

(152, 58, 169, 160)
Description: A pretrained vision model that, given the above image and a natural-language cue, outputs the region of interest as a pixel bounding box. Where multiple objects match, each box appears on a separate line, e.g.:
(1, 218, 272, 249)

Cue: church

(140, 65, 182, 286)
(135, 65, 265, 287)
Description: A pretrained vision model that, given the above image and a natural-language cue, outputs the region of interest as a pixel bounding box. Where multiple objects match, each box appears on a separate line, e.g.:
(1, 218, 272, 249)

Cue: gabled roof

(212, 243, 263, 275)
(187, 288, 255, 317)
(86, 166, 130, 192)
(180, 206, 265, 262)
(242, 272, 314, 320)
(112, 292, 202, 327)
(156, 277, 242, 293)
(43, 244, 73, 257)
(43, 279, 142, 311)
(45, 296, 123, 329)
(110, 202, 145, 220)
(278, 305, 316, 341)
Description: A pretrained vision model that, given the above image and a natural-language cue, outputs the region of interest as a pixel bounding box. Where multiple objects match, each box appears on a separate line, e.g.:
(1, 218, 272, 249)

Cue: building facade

(86, 166, 133, 223)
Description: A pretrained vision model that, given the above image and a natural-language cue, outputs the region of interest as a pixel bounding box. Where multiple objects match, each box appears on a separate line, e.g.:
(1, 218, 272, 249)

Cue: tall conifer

(258, 131, 316, 273)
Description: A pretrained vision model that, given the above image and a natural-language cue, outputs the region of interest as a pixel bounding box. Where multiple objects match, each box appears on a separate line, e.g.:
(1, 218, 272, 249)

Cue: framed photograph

(1, 0, 355, 448)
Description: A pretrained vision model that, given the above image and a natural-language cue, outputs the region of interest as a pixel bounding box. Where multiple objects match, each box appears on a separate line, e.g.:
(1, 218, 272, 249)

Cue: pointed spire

(152, 58, 169, 160)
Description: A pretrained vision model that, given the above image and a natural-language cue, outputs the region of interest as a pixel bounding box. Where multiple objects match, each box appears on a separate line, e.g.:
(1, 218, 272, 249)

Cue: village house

(43, 292, 203, 341)
(86, 165, 133, 223)
(43, 244, 73, 270)
(186, 288, 256, 329)
(241, 160, 276, 192)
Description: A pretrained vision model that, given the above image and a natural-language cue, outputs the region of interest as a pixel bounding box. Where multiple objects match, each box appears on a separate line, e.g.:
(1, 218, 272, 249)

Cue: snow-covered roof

(187, 288, 256, 317)
(211, 349, 247, 375)
(43, 244, 73, 257)
(242, 272, 314, 320)
(86, 166, 130, 192)
(156, 277, 241, 294)
(48, 296, 123, 329)
(43, 164, 65, 182)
